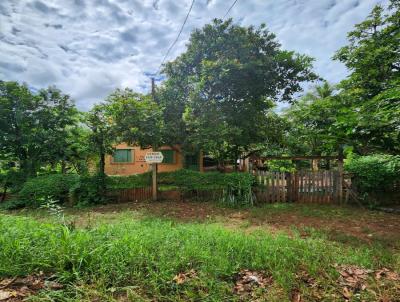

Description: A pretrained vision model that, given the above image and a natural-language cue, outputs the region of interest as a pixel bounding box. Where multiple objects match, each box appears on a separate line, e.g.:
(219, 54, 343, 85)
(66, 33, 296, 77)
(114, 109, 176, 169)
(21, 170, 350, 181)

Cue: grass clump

(0, 213, 393, 301)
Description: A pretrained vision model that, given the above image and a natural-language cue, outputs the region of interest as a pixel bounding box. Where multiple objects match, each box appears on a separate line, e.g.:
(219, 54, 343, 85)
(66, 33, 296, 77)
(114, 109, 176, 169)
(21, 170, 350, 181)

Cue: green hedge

(107, 173, 151, 189)
(18, 174, 80, 206)
(159, 169, 255, 206)
(345, 154, 400, 193)
(4, 170, 256, 208)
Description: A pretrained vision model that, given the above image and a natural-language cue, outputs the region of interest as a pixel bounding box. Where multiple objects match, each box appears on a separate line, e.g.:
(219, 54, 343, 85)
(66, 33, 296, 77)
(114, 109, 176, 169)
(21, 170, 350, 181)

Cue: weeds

(1, 213, 397, 301)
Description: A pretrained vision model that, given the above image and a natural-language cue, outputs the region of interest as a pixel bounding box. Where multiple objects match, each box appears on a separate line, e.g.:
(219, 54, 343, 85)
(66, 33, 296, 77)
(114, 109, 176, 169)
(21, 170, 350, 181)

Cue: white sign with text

(145, 152, 164, 163)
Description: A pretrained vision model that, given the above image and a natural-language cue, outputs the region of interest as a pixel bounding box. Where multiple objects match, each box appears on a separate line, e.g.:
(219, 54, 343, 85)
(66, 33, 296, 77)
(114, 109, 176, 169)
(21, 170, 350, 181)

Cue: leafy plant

(70, 174, 109, 207)
(18, 174, 79, 207)
(107, 173, 151, 189)
(345, 154, 400, 193)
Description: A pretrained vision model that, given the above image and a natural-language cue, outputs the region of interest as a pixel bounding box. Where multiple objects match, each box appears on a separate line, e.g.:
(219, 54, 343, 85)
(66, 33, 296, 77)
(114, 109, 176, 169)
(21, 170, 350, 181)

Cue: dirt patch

(71, 200, 237, 222)
(247, 208, 400, 248)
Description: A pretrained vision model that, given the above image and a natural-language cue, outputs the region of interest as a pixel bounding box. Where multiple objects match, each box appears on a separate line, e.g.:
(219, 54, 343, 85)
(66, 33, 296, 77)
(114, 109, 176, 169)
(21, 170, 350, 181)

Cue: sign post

(145, 152, 164, 201)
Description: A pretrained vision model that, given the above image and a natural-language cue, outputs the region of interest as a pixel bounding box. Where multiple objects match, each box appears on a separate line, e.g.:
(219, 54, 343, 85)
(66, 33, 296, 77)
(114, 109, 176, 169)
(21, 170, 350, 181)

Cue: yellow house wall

(105, 143, 184, 175)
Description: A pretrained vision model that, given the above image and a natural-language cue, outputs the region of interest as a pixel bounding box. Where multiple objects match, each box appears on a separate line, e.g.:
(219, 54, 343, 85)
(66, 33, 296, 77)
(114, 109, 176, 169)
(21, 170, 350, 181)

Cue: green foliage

(105, 88, 163, 148)
(333, 1, 399, 98)
(0, 214, 390, 301)
(18, 174, 79, 207)
(70, 174, 109, 207)
(332, 1, 400, 154)
(85, 105, 116, 176)
(0, 199, 27, 210)
(266, 160, 296, 172)
(162, 19, 317, 162)
(107, 173, 151, 189)
(283, 2, 399, 156)
(0, 82, 81, 177)
(345, 154, 400, 193)
(158, 170, 255, 206)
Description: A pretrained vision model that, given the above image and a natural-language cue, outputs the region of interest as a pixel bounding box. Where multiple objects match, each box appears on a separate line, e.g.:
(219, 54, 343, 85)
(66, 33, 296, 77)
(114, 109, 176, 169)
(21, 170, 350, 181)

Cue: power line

(156, 0, 195, 75)
(223, 0, 239, 19)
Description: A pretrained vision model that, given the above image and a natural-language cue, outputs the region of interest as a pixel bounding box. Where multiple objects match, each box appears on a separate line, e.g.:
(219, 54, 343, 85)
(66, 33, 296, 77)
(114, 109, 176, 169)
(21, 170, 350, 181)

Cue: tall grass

(0, 214, 392, 301)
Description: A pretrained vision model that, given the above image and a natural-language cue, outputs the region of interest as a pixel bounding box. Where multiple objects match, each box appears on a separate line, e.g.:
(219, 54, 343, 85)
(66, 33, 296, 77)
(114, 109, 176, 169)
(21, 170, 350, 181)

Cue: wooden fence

(254, 171, 342, 203)
(108, 187, 152, 203)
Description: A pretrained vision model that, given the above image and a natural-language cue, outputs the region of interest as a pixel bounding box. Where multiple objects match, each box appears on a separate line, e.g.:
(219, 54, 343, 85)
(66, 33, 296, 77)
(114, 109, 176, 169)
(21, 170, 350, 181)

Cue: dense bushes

(345, 154, 400, 193)
(18, 174, 80, 206)
(70, 174, 108, 206)
(4, 173, 109, 208)
(0, 170, 256, 209)
(159, 169, 255, 206)
(107, 173, 151, 189)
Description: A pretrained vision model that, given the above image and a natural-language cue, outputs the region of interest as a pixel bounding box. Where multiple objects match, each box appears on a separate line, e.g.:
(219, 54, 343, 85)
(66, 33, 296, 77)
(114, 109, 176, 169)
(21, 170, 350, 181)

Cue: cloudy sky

(0, 0, 388, 110)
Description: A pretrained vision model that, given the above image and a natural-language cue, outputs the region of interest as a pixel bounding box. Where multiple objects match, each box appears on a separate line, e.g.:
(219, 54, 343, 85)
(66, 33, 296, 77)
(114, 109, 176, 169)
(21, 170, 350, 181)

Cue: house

(105, 143, 204, 175)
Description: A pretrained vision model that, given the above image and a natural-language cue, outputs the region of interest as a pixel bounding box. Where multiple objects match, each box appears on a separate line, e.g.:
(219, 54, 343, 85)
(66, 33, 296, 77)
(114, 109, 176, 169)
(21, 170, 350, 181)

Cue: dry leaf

(343, 287, 352, 300)
(233, 269, 272, 298)
(291, 289, 301, 302)
(173, 270, 198, 285)
(0, 289, 13, 301)
(173, 273, 186, 284)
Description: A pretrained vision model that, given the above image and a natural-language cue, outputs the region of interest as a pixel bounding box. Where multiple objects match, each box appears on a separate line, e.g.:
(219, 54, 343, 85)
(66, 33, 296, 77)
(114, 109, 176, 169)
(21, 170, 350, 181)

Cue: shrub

(266, 160, 296, 172)
(70, 174, 108, 206)
(345, 154, 400, 193)
(159, 169, 255, 206)
(18, 174, 79, 207)
(0, 199, 27, 210)
(107, 173, 151, 189)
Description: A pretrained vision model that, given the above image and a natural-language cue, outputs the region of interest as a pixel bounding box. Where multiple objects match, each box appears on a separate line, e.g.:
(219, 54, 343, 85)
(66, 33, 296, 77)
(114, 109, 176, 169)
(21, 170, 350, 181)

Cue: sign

(145, 152, 164, 164)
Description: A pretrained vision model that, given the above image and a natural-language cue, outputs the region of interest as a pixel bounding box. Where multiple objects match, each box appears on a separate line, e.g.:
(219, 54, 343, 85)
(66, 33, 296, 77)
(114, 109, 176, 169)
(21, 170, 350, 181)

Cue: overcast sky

(0, 0, 388, 110)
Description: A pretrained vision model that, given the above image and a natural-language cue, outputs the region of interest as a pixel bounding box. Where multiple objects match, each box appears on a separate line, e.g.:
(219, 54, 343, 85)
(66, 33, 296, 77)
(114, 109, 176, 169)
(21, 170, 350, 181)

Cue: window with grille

(113, 149, 133, 163)
(161, 150, 175, 164)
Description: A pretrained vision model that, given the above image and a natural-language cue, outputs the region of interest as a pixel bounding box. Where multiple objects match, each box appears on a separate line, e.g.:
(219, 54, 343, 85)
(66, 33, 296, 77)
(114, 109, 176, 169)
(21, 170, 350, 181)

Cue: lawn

(1, 201, 399, 301)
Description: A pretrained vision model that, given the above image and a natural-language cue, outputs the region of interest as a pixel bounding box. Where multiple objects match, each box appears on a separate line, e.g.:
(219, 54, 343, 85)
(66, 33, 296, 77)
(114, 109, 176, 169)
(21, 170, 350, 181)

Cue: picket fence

(253, 170, 342, 203)
(108, 187, 152, 202)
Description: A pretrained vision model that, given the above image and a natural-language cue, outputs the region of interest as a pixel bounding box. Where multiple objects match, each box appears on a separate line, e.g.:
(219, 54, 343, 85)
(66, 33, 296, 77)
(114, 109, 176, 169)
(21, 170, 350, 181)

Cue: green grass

(0, 213, 397, 301)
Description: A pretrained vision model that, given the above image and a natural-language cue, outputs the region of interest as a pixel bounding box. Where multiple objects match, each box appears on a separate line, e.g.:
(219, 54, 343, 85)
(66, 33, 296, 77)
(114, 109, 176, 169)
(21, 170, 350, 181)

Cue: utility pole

(151, 77, 158, 201)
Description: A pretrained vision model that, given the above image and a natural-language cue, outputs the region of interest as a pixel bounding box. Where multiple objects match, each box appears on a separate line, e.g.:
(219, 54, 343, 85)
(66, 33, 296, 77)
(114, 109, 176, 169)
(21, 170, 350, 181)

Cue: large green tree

(0, 81, 80, 176)
(104, 88, 163, 149)
(86, 105, 115, 176)
(284, 1, 399, 156)
(333, 0, 399, 154)
(36, 86, 80, 173)
(161, 19, 317, 165)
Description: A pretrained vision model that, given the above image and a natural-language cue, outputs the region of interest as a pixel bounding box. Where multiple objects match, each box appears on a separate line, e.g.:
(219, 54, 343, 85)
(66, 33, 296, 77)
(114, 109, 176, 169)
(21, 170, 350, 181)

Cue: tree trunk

(234, 148, 239, 172)
(1, 186, 7, 202)
(61, 160, 67, 174)
(99, 144, 106, 176)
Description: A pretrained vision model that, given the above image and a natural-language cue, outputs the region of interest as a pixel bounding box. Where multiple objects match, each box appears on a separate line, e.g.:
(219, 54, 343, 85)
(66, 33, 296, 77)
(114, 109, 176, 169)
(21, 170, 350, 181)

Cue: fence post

(286, 172, 292, 202)
(338, 151, 344, 204)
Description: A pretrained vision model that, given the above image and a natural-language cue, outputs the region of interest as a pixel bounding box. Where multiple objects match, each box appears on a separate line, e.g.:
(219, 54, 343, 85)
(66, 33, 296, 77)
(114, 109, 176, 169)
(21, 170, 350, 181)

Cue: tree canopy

(160, 19, 317, 163)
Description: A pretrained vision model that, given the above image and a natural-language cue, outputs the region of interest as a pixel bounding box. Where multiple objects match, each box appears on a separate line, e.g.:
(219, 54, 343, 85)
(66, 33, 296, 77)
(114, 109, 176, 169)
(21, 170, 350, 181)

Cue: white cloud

(0, 0, 389, 109)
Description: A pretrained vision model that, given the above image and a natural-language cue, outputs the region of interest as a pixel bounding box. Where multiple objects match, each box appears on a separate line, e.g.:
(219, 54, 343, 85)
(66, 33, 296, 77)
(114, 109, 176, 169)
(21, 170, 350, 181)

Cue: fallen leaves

(173, 269, 197, 285)
(375, 268, 399, 282)
(290, 288, 301, 302)
(337, 265, 372, 291)
(233, 269, 273, 300)
(0, 273, 63, 301)
(336, 265, 400, 301)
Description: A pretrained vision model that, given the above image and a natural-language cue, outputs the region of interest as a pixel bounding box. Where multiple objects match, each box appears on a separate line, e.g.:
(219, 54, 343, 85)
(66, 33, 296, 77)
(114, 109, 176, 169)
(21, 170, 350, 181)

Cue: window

(161, 150, 175, 164)
(113, 149, 133, 163)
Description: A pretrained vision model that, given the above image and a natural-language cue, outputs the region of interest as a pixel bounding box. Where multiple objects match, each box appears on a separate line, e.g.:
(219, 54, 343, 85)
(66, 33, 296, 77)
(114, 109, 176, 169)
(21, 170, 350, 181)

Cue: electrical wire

(223, 0, 239, 19)
(156, 0, 195, 75)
